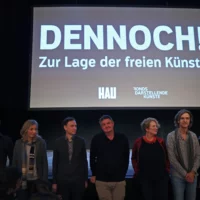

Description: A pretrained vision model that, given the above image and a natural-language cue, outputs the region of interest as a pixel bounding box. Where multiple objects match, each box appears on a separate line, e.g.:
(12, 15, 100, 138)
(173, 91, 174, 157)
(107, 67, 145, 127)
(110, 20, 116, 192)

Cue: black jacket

(53, 135, 88, 184)
(12, 136, 48, 181)
(0, 133, 13, 168)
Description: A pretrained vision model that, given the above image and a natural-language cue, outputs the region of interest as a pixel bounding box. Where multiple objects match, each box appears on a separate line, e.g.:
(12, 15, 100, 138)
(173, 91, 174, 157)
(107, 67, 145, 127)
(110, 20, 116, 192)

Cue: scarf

(29, 145, 35, 174)
(175, 128, 194, 172)
(21, 140, 36, 189)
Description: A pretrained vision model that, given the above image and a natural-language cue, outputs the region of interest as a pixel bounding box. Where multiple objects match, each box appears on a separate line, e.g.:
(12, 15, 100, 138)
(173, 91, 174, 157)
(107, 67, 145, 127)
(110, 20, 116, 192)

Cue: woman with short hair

(131, 117, 169, 200)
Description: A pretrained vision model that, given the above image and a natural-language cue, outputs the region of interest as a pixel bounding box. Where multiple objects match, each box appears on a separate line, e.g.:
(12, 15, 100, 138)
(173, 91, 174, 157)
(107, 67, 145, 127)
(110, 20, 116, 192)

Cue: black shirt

(139, 139, 166, 180)
(90, 132, 129, 182)
(53, 135, 88, 183)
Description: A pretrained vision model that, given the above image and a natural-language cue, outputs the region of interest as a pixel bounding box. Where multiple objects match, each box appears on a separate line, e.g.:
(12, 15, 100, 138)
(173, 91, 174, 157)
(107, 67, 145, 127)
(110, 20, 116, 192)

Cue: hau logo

(98, 87, 116, 99)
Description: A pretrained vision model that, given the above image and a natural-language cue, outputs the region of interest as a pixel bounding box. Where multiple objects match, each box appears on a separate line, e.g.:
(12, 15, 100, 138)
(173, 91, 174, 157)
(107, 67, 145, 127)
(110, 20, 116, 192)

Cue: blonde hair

(20, 119, 38, 142)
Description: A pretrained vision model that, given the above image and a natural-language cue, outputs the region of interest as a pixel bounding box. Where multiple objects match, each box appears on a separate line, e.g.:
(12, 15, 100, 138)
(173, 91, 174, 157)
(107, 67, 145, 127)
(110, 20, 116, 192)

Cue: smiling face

(178, 112, 190, 129)
(146, 120, 159, 136)
(27, 124, 38, 140)
(100, 118, 114, 134)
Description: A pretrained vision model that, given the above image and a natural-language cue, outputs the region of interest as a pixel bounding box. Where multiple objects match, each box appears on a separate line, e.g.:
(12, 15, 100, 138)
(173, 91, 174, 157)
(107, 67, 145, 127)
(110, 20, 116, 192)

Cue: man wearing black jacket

(0, 129, 13, 168)
(52, 117, 88, 200)
(90, 115, 129, 200)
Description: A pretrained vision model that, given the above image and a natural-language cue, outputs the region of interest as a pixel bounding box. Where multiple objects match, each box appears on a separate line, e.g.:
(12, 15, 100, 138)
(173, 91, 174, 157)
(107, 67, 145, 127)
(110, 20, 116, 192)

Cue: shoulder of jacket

(135, 137, 142, 142)
(167, 131, 175, 138)
(15, 139, 22, 144)
(134, 137, 143, 147)
(55, 136, 65, 142)
(74, 135, 85, 142)
(157, 137, 164, 142)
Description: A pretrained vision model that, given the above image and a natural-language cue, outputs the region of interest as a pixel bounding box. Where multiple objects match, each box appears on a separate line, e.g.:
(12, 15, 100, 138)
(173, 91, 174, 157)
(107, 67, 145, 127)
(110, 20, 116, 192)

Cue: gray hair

(20, 119, 38, 141)
(140, 117, 160, 133)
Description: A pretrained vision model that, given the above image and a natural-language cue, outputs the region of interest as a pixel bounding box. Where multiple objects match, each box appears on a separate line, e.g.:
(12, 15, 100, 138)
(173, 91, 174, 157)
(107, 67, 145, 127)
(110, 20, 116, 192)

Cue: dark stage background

(1, 109, 200, 150)
(2, 2, 200, 199)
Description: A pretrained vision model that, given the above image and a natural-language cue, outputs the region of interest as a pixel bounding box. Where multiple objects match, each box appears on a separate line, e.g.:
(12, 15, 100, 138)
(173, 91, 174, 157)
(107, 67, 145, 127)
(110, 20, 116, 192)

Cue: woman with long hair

(12, 119, 48, 200)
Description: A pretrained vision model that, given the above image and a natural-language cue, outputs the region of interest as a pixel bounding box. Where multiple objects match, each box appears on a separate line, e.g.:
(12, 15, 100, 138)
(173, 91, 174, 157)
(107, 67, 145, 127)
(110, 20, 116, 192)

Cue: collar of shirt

(65, 135, 75, 142)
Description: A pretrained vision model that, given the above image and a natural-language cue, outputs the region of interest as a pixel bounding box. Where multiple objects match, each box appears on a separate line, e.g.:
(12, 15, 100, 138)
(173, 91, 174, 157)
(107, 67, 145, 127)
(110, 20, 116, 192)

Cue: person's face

(146, 121, 158, 136)
(27, 124, 38, 139)
(64, 120, 77, 135)
(178, 112, 190, 129)
(100, 118, 114, 134)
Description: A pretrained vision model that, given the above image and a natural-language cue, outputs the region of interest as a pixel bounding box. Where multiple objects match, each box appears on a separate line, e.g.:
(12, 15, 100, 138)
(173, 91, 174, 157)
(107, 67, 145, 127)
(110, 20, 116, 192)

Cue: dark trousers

(139, 176, 169, 200)
(57, 180, 85, 200)
(17, 180, 37, 200)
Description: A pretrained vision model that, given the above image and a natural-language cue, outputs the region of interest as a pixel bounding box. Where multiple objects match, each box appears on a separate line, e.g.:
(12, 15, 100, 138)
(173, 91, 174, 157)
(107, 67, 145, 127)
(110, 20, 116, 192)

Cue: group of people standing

(132, 109, 200, 200)
(0, 109, 200, 200)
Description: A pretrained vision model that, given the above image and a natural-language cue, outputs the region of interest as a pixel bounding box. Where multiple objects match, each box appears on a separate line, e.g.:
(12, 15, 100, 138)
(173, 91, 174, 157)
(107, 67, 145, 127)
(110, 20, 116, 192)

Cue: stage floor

(47, 150, 134, 179)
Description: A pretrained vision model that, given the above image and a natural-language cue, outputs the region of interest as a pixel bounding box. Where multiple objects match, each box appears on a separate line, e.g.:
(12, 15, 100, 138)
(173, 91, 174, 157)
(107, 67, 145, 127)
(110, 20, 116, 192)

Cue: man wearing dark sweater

(90, 115, 129, 200)
(52, 117, 88, 200)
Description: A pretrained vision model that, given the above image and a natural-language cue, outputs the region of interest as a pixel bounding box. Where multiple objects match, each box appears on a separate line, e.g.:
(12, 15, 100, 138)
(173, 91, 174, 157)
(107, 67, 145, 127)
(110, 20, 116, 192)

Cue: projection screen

(30, 7, 200, 109)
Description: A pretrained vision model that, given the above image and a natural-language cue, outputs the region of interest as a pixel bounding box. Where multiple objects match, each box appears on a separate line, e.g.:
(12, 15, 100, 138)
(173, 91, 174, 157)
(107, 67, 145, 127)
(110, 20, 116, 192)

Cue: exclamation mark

(198, 27, 200, 50)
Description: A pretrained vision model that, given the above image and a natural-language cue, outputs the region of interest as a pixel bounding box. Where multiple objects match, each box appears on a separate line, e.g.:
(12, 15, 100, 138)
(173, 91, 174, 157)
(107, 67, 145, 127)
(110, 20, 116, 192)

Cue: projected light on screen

(30, 7, 200, 109)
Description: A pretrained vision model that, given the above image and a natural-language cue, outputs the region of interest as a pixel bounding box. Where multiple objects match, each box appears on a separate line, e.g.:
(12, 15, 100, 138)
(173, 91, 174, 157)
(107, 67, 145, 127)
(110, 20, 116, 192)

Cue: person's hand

(52, 184, 57, 193)
(90, 176, 96, 184)
(85, 181, 88, 188)
(185, 171, 195, 183)
(57, 195, 62, 200)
